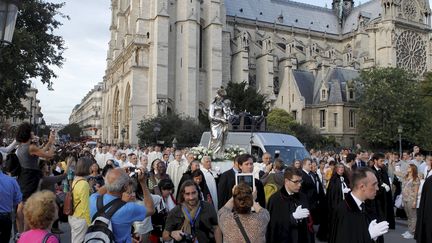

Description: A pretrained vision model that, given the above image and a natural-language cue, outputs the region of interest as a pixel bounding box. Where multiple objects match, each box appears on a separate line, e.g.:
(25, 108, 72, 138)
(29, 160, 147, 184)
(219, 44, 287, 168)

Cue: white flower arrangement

(190, 146, 214, 160)
(223, 145, 247, 160)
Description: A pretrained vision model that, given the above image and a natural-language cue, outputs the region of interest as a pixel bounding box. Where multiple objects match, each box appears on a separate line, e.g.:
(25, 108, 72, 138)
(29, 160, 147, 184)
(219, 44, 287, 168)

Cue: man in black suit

(236, 153, 266, 208)
(217, 154, 266, 209)
(301, 158, 319, 220)
(370, 152, 395, 230)
(352, 150, 368, 170)
(329, 167, 389, 243)
(217, 156, 239, 209)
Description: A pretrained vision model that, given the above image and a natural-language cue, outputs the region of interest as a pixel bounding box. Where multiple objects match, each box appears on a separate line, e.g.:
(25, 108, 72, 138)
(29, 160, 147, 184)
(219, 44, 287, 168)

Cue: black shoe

(51, 228, 64, 234)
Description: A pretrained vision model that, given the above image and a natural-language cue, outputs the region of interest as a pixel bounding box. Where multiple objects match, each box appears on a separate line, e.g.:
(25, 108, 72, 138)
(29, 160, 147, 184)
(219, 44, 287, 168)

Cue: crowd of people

(1, 122, 432, 243)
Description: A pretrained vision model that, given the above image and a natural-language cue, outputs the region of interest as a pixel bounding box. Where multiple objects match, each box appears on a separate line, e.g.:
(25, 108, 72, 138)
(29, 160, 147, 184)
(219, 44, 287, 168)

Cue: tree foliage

(357, 68, 430, 149)
(267, 108, 296, 134)
(225, 82, 270, 115)
(417, 73, 432, 150)
(0, 1, 68, 118)
(137, 113, 206, 147)
(58, 123, 82, 141)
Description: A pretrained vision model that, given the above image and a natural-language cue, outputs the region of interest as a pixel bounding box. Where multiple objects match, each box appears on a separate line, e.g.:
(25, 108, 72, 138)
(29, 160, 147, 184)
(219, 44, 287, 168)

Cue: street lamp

(397, 124, 403, 159)
(0, 0, 21, 45)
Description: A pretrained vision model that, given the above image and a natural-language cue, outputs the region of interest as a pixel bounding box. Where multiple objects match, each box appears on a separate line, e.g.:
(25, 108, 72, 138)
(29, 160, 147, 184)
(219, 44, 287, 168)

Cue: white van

(200, 131, 309, 165)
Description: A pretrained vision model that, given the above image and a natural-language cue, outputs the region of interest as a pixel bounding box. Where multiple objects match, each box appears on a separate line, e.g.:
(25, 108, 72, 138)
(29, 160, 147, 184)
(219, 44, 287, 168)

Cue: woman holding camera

(15, 122, 55, 234)
(218, 183, 270, 243)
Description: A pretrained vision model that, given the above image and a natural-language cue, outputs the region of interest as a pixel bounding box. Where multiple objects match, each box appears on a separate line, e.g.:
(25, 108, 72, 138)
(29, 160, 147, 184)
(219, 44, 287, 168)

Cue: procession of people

(1, 121, 431, 243)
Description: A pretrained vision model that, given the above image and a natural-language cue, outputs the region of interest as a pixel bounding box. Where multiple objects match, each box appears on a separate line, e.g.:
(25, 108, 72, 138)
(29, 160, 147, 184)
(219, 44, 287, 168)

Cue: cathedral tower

(175, 0, 201, 117)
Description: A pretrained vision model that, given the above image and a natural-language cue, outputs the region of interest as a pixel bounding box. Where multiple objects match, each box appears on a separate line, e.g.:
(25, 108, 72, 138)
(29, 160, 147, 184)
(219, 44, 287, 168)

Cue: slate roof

(292, 67, 359, 105)
(225, 0, 382, 35)
(292, 70, 315, 104)
(225, 0, 340, 34)
(342, 0, 382, 34)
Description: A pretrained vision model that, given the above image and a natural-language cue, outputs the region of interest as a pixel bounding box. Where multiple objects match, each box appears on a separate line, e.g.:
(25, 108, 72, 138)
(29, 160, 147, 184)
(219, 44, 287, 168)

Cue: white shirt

(121, 161, 136, 168)
(133, 194, 161, 235)
(252, 162, 266, 179)
(350, 192, 364, 211)
(95, 152, 107, 169)
(424, 166, 432, 179)
(147, 151, 163, 170)
(166, 159, 188, 193)
(201, 167, 218, 212)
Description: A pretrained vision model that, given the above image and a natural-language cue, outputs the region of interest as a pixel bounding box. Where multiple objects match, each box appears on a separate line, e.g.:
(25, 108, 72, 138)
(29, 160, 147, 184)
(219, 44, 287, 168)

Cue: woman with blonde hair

(401, 164, 420, 239)
(18, 190, 59, 243)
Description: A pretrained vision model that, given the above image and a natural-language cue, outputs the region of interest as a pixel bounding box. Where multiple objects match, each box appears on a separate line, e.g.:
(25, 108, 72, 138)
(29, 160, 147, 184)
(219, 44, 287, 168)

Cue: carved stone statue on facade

(208, 87, 230, 157)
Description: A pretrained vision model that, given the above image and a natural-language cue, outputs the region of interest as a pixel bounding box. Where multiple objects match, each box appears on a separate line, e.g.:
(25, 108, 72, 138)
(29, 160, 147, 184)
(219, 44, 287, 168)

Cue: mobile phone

(236, 173, 255, 190)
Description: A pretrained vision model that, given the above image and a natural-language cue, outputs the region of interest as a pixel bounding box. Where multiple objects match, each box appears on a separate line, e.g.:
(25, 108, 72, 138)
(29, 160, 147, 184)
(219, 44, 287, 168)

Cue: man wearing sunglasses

(266, 166, 314, 243)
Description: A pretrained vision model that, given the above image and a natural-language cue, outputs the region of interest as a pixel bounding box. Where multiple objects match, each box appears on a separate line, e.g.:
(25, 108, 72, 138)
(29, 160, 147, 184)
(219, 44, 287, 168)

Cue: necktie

(360, 203, 366, 212)
(309, 172, 315, 183)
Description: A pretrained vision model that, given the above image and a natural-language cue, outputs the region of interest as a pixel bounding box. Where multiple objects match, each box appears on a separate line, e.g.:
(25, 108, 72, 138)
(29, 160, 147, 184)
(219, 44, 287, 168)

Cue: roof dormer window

(321, 87, 328, 101)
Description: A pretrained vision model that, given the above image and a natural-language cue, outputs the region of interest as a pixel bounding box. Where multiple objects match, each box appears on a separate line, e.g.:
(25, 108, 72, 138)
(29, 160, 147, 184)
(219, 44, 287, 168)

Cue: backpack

(42, 232, 60, 243)
(3, 151, 21, 177)
(84, 195, 126, 243)
(63, 179, 85, 216)
(264, 183, 280, 204)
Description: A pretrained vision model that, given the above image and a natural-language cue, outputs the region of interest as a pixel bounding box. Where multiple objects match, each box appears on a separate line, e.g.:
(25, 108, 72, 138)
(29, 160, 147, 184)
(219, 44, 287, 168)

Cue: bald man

(90, 168, 154, 242)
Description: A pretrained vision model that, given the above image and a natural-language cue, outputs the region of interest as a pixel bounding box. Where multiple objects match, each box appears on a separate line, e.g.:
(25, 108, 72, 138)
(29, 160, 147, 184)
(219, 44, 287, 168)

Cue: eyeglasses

(289, 179, 303, 184)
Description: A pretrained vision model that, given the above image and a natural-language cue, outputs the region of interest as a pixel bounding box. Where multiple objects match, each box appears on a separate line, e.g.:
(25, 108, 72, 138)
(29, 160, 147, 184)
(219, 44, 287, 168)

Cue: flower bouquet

(190, 146, 214, 160)
(223, 145, 247, 160)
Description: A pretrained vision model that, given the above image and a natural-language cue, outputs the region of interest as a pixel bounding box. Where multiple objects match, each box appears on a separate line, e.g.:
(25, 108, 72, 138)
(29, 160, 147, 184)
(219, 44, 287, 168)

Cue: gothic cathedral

(101, 0, 432, 146)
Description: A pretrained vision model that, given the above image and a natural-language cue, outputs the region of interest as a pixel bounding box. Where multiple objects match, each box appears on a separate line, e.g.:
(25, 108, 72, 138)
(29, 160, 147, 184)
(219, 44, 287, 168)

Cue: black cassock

(371, 166, 395, 229)
(329, 193, 373, 243)
(415, 175, 432, 243)
(326, 174, 350, 237)
(217, 168, 235, 209)
(266, 187, 315, 243)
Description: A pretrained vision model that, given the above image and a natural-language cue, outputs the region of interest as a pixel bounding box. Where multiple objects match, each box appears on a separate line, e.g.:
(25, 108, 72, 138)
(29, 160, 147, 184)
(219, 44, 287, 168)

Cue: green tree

(0, 1, 68, 118)
(58, 123, 82, 141)
(225, 82, 270, 115)
(267, 108, 296, 134)
(417, 73, 432, 150)
(357, 68, 427, 148)
(137, 113, 206, 147)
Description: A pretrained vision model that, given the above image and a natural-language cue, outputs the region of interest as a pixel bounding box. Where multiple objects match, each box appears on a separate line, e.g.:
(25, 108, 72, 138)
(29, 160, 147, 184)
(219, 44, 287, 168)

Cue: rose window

(396, 31, 426, 75)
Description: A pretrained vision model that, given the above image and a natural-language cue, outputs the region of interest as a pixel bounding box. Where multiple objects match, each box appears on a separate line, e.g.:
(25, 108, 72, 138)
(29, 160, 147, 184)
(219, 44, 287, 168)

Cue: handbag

(63, 179, 85, 216)
(233, 212, 251, 243)
(394, 194, 404, 209)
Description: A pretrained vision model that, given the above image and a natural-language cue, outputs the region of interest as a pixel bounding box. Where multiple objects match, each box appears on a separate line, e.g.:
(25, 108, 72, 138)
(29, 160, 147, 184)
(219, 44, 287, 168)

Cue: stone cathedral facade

(101, 0, 432, 146)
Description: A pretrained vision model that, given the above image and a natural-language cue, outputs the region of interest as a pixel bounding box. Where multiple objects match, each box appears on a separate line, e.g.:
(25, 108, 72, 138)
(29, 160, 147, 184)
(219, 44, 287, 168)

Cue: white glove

(342, 187, 351, 193)
(292, 205, 309, 220)
(368, 220, 389, 240)
(381, 183, 390, 192)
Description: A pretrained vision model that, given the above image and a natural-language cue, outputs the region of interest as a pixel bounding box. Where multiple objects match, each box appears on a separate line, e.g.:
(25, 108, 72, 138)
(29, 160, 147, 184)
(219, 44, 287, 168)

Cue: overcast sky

(33, 0, 408, 124)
